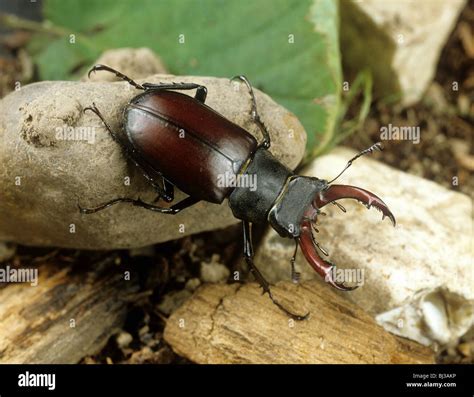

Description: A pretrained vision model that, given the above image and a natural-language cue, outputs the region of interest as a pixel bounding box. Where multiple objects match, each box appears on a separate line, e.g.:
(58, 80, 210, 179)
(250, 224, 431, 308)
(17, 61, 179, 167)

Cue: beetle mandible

(81, 64, 396, 320)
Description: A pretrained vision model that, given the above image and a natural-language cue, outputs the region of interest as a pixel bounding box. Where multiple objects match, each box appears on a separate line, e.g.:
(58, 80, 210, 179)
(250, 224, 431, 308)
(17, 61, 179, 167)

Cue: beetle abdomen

(124, 90, 258, 203)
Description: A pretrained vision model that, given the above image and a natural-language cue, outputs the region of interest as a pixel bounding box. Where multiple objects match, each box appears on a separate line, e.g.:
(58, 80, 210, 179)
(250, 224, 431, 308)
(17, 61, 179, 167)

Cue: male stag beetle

(80, 65, 396, 320)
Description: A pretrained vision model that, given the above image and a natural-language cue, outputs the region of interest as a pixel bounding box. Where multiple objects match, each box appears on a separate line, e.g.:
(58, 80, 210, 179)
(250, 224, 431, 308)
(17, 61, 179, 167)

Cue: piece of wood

(164, 281, 435, 364)
(0, 256, 138, 363)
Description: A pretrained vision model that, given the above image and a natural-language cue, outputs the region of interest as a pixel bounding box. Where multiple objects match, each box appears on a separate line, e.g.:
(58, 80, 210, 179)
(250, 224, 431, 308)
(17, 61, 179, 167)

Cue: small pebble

(457, 342, 472, 357)
(156, 290, 192, 315)
(200, 254, 230, 283)
(185, 278, 201, 291)
(0, 242, 16, 263)
(116, 331, 133, 349)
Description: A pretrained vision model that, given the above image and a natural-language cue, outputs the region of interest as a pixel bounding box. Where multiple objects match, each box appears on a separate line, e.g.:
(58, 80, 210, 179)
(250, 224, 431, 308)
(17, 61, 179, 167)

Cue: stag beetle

(81, 65, 396, 320)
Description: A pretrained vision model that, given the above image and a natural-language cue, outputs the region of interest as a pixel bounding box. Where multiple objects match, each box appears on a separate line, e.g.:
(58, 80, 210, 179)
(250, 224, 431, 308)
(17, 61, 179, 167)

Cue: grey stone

(255, 147, 473, 347)
(0, 75, 306, 249)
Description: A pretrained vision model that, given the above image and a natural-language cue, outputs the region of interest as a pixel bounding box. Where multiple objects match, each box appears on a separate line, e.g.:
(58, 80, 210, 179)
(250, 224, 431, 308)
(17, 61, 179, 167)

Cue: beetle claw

(315, 184, 396, 226)
(325, 267, 359, 291)
(299, 221, 359, 292)
(291, 271, 301, 284)
(298, 184, 395, 291)
(87, 65, 98, 79)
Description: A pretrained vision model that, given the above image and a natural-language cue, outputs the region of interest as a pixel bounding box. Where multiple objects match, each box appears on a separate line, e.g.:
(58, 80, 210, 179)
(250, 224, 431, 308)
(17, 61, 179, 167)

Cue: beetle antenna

(327, 142, 383, 184)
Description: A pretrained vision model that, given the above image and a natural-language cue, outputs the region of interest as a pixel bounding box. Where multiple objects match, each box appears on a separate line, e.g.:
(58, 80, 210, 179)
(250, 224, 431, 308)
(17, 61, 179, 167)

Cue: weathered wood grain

(164, 281, 435, 364)
(0, 257, 138, 363)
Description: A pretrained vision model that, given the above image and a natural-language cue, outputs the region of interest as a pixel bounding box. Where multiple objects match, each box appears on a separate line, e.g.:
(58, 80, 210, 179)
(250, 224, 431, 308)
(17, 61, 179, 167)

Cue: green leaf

(33, 0, 341, 159)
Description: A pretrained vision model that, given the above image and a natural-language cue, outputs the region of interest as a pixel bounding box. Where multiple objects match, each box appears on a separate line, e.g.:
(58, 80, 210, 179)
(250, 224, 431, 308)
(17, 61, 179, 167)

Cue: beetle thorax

(228, 148, 327, 237)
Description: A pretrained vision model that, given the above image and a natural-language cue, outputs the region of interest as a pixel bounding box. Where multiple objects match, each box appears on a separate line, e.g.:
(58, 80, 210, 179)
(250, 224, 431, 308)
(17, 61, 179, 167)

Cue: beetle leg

(290, 239, 301, 283)
(151, 178, 175, 203)
(194, 86, 208, 103)
(231, 75, 271, 149)
(141, 83, 208, 103)
(88, 64, 145, 90)
(162, 178, 175, 202)
(79, 196, 199, 215)
(243, 222, 309, 321)
(83, 103, 174, 202)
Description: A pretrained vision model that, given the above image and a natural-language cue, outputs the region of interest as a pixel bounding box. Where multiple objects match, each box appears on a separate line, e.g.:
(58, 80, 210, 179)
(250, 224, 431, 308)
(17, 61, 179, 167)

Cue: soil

(0, 1, 471, 365)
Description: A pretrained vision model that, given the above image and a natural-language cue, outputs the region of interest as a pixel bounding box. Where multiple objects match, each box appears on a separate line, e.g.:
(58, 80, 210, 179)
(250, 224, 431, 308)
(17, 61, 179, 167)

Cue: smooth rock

(0, 76, 306, 249)
(255, 147, 473, 347)
(341, 0, 466, 105)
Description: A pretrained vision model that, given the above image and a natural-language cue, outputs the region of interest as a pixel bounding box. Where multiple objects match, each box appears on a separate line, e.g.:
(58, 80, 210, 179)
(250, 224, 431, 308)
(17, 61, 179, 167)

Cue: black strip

(0, 364, 470, 395)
